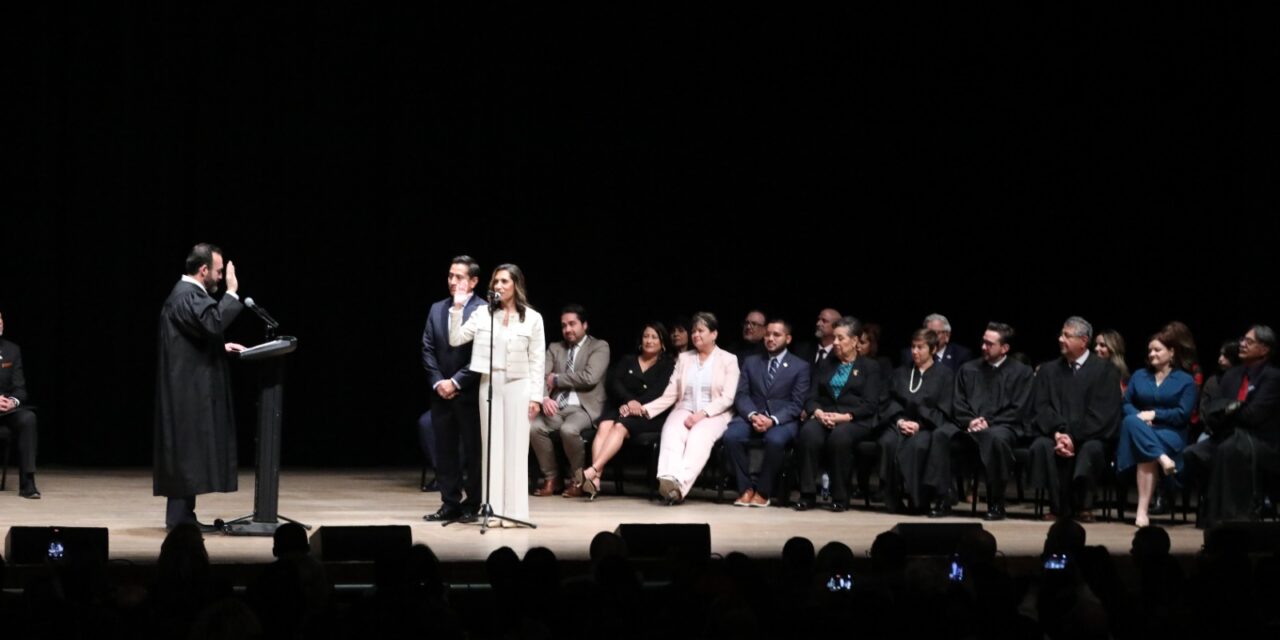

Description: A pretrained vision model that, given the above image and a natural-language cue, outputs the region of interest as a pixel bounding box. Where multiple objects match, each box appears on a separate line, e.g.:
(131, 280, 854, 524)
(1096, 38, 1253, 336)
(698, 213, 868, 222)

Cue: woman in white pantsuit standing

(449, 263, 545, 525)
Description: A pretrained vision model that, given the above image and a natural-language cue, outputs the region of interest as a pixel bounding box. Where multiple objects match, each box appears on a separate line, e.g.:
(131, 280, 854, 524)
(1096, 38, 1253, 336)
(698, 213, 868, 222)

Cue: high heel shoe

(574, 467, 600, 500)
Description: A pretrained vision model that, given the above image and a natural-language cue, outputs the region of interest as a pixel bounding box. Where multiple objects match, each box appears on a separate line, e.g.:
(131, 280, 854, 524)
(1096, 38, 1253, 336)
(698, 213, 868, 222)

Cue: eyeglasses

(743, 321, 764, 328)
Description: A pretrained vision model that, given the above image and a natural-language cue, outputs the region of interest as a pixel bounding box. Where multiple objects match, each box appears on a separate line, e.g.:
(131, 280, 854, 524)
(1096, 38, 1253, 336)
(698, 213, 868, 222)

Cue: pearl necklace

(909, 367, 925, 394)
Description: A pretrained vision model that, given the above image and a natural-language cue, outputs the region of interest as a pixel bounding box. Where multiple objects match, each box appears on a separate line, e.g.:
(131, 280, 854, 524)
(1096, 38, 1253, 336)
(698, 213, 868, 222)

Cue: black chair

(0, 425, 11, 491)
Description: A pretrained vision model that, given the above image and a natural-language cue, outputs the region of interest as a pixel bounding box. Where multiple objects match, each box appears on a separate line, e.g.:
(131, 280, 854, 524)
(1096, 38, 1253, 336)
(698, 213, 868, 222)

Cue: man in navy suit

(422, 255, 485, 523)
(724, 319, 811, 507)
(900, 313, 973, 373)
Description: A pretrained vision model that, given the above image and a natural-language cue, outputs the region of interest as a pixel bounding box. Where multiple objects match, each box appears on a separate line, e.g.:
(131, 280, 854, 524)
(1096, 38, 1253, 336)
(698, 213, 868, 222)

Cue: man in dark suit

(422, 256, 485, 523)
(154, 243, 247, 530)
(733, 309, 768, 363)
(0, 310, 40, 499)
(953, 321, 1034, 520)
(530, 304, 611, 498)
(724, 319, 811, 507)
(793, 308, 841, 365)
(900, 313, 973, 373)
(1184, 324, 1280, 526)
(1028, 316, 1122, 521)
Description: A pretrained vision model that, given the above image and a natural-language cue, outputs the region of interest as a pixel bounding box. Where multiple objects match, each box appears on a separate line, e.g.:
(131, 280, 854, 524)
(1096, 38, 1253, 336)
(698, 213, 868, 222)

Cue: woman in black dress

(879, 328, 958, 516)
(578, 322, 675, 497)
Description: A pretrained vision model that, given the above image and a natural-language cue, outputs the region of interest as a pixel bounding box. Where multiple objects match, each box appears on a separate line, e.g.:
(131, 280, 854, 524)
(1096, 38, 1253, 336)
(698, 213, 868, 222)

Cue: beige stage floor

(0, 468, 1206, 564)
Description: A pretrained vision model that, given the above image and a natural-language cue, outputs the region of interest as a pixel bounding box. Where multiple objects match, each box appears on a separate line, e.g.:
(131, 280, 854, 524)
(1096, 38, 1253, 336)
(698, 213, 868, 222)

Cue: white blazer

(449, 304, 546, 400)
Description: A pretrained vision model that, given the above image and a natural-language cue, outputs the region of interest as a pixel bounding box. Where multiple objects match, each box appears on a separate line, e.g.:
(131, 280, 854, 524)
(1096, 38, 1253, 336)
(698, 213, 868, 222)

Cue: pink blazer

(643, 347, 740, 419)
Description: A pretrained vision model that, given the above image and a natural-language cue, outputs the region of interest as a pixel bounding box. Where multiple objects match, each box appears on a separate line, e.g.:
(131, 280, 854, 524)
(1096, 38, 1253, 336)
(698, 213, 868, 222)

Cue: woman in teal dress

(1117, 325, 1198, 527)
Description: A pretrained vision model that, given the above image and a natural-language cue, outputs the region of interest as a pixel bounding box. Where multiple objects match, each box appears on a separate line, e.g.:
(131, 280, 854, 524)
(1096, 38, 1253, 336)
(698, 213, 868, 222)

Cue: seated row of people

(421, 288, 1277, 527)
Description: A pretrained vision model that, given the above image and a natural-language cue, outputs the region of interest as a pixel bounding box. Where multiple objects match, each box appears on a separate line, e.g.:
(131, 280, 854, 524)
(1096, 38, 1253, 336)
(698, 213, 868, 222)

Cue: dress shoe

(19, 483, 41, 499)
(794, 495, 816, 511)
(984, 503, 1007, 521)
(424, 506, 464, 522)
(748, 492, 770, 508)
(531, 477, 563, 497)
(928, 500, 953, 519)
(657, 476, 683, 504)
(1076, 509, 1096, 523)
(562, 483, 586, 499)
(573, 467, 600, 500)
(734, 489, 756, 507)
(831, 501, 848, 513)
(1148, 491, 1170, 516)
(420, 478, 440, 492)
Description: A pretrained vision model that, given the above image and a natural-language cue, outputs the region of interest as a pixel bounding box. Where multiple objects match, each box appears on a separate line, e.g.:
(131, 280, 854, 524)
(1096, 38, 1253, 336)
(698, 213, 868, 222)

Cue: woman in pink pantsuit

(636, 312, 739, 504)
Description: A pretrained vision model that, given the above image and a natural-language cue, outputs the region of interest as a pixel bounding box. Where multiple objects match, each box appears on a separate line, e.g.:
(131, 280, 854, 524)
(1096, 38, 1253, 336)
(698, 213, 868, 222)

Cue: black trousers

(0, 408, 37, 476)
(798, 418, 877, 503)
(166, 496, 197, 528)
(432, 392, 482, 511)
(1184, 430, 1280, 526)
(879, 423, 961, 508)
(1028, 436, 1107, 515)
(967, 425, 1018, 505)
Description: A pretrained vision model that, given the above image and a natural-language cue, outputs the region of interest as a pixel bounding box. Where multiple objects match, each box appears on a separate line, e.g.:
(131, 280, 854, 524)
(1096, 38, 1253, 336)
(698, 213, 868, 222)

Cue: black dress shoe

(794, 495, 816, 512)
(831, 501, 847, 513)
(19, 485, 41, 499)
(928, 501, 953, 519)
(1148, 491, 1170, 516)
(984, 503, 1007, 521)
(425, 506, 464, 522)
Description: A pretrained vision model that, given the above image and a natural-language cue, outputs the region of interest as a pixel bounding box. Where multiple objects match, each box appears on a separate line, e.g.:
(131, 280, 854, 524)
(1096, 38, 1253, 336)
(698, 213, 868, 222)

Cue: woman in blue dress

(1117, 325, 1198, 527)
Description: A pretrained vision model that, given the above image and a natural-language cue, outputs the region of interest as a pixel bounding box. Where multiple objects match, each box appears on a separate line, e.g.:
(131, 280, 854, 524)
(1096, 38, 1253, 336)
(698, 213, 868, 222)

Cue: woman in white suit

(636, 311, 739, 504)
(449, 263, 545, 525)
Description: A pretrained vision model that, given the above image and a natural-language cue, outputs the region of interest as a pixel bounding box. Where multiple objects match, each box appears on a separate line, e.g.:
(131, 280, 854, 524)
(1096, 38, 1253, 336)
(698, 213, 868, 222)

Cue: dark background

(4, 5, 1277, 467)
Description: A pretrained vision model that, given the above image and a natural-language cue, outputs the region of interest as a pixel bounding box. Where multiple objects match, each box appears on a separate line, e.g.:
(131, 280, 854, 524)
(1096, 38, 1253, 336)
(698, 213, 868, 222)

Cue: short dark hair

(986, 321, 1016, 348)
(184, 243, 221, 275)
(451, 255, 481, 279)
(911, 328, 940, 352)
(691, 311, 719, 333)
(766, 318, 792, 336)
(1251, 324, 1277, 353)
(560, 304, 587, 324)
(833, 316, 862, 338)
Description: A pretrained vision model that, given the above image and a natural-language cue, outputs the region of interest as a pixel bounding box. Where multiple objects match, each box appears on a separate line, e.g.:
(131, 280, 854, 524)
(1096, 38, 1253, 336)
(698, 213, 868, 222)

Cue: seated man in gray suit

(530, 304, 611, 498)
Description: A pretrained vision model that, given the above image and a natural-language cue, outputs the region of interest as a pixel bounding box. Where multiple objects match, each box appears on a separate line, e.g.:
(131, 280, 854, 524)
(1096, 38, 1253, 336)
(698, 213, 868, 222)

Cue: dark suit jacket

(1204, 362, 1280, 444)
(1032, 353, 1122, 442)
(734, 350, 811, 426)
(423, 294, 483, 395)
(0, 338, 28, 405)
(899, 342, 973, 373)
(805, 356, 883, 427)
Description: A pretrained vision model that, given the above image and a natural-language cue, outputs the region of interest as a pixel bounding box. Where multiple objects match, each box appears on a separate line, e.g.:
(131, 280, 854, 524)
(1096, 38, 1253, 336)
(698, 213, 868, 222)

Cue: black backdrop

(4, 5, 1277, 467)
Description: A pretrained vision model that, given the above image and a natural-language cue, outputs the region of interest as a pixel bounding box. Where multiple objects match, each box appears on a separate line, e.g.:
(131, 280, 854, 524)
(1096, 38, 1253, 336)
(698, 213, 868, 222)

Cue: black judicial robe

(1032, 355, 1122, 443)
(153, 281, 244, 497)
(953, 357, 1034, 435)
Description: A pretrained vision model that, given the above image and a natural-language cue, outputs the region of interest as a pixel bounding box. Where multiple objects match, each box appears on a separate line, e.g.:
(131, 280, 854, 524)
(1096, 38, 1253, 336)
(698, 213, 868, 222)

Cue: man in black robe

(953, 321, 1034, 520)
(1184, 324, 1280, 526)
(0, 310, 41, 498)
(1028, 316, 1121, 521)
(154, 243, 246, 530)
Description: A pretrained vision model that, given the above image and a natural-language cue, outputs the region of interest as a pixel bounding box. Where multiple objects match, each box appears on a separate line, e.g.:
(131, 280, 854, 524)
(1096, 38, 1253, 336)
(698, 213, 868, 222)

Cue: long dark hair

(488, 263, 532, 322)
(638, 321, 674, 360)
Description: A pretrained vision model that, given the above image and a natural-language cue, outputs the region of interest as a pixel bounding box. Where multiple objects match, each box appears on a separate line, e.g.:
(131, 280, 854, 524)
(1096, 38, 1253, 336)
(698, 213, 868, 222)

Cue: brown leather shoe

(531, 477, 563, 497)
(733, 489, 756, 507)
(562, 482, 586, 498)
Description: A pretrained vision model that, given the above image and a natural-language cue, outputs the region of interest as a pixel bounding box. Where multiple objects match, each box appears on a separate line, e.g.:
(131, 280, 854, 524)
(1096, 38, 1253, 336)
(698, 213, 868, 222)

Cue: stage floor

(1, 468, 1206, 563)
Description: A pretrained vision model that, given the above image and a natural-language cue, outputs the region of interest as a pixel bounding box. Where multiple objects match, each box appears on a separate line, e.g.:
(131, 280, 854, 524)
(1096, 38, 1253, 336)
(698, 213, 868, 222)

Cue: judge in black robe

(1028, 318, 1122, 519)
(154, 244, 245, 528)
(1184, 325, 1280, 526)
(878, 329, 958, 514)
(0, 312, 40, 498)
(952, 323, 1034, 518)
